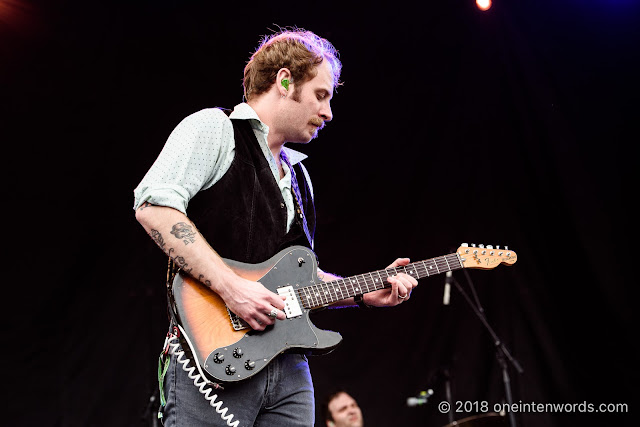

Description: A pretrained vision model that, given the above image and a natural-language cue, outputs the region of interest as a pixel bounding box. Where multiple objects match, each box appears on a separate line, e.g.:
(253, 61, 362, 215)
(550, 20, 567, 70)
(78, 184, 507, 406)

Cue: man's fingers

(389, 274, 416, 301)
(387, 257, 410, 268)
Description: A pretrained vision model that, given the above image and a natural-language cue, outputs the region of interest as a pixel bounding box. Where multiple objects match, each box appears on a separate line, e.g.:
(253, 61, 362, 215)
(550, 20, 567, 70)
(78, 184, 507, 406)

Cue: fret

(343, 278, 352, 298)
(352, 275, 363, 296)
(357, 275, 365, 295)
(343, 277, 352, 297)
(334, 279, 344, 301)
(345, 277, 356, 298)
(416, 261, 429, 279)
(320, 283, 331, 304)
(405, 263, 417, 278)
(329, 280, 340, 303)
(419, 260, 429, 277)
(323, 281, 333, 304)
(443, 256, 451, 272)
(302, 286, 315, 308)
(433, 259, 440, 274)
(360, 273, 372, 292)
(336, 281, 345, 301)
(369, 272, 381, 290)
(436, 257, 449, 272)
(452, 253, 464, 270)
(317, 283, 328, 305)
(423, 258, 436, 276)
(298, 288, 307, 308)
(375, 270, 384, 288)
(307, 284, 318, 306)
(310, 283, 323, 306)
(360, 273, 374, 292)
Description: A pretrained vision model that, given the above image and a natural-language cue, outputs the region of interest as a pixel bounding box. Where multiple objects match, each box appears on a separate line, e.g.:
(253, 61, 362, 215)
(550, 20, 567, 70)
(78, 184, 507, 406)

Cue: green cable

(157, 352, 171, 408)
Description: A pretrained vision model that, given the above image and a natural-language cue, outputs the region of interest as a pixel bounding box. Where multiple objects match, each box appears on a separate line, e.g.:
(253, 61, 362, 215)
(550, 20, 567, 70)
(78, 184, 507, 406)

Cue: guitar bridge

(227, 308, 250, 331)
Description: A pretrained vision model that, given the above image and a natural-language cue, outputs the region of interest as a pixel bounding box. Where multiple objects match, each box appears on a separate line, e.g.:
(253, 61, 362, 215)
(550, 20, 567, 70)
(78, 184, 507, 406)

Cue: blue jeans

(162, 349, 315, 427)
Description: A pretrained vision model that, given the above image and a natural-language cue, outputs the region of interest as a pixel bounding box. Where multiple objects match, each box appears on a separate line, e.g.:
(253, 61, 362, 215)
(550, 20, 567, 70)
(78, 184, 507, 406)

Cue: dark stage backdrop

(4, 0, 638, 426)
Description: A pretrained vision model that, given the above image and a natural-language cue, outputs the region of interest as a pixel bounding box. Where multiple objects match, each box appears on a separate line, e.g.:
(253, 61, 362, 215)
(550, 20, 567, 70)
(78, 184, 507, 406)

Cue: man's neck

(247, 96, 285, 160)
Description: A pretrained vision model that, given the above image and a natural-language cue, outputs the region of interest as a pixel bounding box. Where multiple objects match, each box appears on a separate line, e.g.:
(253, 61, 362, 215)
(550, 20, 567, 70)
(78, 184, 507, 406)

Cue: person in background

(322, 390, 364, 427)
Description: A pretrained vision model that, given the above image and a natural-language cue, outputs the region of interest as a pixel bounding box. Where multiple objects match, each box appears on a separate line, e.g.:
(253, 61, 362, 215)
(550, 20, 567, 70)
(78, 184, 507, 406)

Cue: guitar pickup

(277, 286, 302, 318)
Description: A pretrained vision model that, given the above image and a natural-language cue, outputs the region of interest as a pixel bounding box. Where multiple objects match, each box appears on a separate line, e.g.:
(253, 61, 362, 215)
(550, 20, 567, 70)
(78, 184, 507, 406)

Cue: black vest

(186, 117, 316, 264)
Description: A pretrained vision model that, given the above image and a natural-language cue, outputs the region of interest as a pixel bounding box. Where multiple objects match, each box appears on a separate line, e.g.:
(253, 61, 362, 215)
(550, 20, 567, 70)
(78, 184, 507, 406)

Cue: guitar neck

(298, 252, 463, 309)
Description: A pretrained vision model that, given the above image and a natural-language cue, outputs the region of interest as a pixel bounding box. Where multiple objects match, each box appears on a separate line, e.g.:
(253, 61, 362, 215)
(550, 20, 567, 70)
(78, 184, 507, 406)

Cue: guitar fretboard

(297, 253, 463, 309)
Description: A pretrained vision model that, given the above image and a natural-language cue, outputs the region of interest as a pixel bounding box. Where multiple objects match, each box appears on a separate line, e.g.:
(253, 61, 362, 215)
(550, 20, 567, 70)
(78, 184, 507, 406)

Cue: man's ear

(276, 68, 293, 97)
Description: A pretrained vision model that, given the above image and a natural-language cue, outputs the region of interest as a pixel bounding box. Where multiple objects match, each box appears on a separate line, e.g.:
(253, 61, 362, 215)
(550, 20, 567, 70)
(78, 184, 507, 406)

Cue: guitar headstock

(457, 243, 517, 270)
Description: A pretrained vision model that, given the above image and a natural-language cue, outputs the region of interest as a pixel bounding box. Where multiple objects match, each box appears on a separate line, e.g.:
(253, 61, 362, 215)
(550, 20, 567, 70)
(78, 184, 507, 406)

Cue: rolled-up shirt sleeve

(133, 108, 234, 214)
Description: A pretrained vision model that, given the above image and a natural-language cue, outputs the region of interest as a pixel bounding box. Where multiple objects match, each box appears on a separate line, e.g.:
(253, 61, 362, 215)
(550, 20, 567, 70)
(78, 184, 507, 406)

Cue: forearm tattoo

(138, 201, 154, 210)
(170, 222, 197, 245)
(149, 228, 192, 274)
(146, 218, 207, 283)
(149, 229, 166, 250)
(198, 274, 213, 288)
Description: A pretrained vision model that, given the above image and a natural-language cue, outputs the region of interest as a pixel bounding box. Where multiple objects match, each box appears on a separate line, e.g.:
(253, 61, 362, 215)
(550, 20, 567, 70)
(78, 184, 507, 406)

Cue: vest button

(280, 203, 285, 208)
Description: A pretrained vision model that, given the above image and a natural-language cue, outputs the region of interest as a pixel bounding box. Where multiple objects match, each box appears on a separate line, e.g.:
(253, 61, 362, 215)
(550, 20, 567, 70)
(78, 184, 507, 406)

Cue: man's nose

(320, 104, 333, 122)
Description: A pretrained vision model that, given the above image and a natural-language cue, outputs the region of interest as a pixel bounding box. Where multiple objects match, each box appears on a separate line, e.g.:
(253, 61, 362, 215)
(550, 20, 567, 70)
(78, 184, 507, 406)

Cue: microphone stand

(443, 368, 454, 425)
(452, 270, 524, 427)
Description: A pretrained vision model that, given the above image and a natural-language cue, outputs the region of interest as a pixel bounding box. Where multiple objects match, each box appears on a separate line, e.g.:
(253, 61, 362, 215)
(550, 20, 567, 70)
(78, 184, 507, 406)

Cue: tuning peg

(487, 245, 493, 249)
(471, 243, 476, 247)
(461, 243, 469, 247)
(479, 244, 485, 248)
(496, 245, 500, 249)
(504, 246, 509, 250)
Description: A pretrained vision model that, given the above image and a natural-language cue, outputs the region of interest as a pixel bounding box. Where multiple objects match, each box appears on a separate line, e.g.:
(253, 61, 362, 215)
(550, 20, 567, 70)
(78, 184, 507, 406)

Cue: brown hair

(243, 28, 342, 101)
(321, 389, 347, 422)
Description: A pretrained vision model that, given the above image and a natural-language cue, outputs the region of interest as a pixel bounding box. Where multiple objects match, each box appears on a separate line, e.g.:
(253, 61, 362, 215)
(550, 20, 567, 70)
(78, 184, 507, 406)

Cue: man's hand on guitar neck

(362, 258, 418, 307)
(319, 258, 418, 308)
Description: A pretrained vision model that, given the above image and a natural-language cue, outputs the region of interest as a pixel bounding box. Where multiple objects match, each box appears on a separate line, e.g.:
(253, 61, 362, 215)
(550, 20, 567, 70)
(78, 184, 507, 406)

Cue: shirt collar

(229, 102, 309, 166)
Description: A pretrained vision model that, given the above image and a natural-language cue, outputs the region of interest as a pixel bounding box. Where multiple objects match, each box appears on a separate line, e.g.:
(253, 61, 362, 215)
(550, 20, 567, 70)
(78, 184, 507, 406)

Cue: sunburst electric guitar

(171, 244, 517, 383)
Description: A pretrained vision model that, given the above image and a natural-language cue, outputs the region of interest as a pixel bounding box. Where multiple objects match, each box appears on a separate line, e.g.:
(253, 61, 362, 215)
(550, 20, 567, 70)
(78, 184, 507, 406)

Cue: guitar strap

(280, 150, 314, 249)
(218, 106, 314, 250)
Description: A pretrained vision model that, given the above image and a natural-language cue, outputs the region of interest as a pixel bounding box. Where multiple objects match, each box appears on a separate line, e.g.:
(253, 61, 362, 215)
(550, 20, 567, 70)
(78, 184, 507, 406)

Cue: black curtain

(4, 0, 637, 426)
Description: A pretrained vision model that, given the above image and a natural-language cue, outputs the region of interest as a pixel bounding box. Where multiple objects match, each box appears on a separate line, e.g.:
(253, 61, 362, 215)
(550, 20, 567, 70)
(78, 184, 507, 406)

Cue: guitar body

(171, 246, 342, 383)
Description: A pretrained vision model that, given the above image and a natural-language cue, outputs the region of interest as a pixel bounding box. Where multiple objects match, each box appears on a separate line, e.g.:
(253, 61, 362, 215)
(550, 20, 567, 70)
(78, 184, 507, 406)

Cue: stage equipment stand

(452, 269, 524, 427)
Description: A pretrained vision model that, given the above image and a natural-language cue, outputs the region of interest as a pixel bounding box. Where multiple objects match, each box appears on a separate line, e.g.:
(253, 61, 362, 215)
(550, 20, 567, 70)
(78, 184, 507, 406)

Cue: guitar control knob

(244, 360, 256, 370)
(213, 353, 225, 364)
(233, 348, 243, 358)
(225, 365, 236, 375)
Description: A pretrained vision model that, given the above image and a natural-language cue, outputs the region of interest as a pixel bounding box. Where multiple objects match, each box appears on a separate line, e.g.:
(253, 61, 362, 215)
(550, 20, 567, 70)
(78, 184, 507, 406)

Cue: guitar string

(294, 253, 463, 309)
(297, 255, 461, 303)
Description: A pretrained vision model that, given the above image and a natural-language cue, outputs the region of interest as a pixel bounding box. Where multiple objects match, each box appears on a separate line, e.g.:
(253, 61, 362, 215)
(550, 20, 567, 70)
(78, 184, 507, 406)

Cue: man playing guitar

(134, 28, 417, 426)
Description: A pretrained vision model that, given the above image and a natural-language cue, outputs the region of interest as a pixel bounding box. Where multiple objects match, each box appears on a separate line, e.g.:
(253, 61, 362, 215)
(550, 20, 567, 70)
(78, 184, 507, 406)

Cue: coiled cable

(164, 326, 239, 427)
